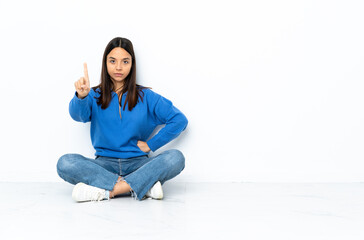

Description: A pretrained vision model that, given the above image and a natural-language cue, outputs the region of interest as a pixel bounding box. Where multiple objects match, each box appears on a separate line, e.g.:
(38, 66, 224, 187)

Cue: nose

(116, 61, 122, 70)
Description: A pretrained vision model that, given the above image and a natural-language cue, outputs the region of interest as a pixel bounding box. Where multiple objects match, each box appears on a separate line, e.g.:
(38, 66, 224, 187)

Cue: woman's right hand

(74, 63, 90, 99)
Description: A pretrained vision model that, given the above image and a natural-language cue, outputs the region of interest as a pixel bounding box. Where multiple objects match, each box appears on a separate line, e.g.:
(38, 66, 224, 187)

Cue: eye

(109, 60, 115, 63)
(124, 60, 129, 64)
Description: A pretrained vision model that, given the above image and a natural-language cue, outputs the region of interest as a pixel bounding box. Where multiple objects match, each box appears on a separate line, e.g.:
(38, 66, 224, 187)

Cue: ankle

(109, 176, 123, 198)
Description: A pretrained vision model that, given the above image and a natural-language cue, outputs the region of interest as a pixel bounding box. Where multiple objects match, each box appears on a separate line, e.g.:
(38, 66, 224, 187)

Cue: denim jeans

(56, 149, 185, 200)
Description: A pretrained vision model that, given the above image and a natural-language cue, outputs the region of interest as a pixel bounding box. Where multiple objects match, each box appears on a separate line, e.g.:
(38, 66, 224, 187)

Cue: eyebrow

(108, 57, 131, 60)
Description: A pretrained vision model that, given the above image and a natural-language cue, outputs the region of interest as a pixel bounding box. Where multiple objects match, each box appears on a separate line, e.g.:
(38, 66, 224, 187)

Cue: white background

(0, 0, 363, 182)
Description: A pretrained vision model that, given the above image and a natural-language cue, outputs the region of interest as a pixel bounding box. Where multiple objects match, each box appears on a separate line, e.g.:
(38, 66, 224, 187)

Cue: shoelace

(87, 188, 105, 202)
(90, 192, 103, 202)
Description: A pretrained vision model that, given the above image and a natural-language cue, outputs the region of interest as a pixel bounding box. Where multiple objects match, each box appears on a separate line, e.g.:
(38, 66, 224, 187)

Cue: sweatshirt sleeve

(69, 92, 92, 123)
(146, 93, 188, 152)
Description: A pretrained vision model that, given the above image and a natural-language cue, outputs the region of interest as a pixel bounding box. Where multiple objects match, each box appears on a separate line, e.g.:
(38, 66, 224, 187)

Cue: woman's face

(106, 47, 132, 87)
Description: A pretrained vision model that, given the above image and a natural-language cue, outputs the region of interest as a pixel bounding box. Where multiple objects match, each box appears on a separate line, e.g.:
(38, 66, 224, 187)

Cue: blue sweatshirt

(69, 87, 188, 159)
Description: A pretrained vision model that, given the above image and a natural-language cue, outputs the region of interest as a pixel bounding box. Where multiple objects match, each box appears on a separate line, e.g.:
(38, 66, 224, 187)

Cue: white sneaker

(146, 181, 163, 200)
(72, 182, 106, 202)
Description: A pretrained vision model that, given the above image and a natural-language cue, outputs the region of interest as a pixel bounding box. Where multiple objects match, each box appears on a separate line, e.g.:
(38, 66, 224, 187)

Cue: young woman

(56, 37, 188, 202)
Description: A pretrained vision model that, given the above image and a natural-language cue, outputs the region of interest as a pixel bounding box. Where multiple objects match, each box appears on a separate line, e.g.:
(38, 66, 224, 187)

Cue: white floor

(1, 182, 364, 240)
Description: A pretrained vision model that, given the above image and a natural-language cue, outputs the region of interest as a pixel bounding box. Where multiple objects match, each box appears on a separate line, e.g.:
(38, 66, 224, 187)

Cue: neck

(113, 81, 124, 93)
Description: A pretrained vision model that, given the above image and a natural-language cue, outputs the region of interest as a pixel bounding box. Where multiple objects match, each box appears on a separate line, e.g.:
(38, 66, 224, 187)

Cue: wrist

(76, 92, 88, 99)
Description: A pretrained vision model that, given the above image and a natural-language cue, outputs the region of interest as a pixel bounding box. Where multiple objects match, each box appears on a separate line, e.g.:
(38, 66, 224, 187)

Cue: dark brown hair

(92, 37, 149, 111)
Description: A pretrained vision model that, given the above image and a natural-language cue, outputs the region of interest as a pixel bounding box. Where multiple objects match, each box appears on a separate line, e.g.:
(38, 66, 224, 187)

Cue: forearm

(69, 92, 92, 122)
(147, 113, 188, 152)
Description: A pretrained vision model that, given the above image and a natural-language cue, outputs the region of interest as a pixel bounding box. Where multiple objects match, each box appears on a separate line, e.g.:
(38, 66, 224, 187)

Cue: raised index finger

(83, 63, 89, 81)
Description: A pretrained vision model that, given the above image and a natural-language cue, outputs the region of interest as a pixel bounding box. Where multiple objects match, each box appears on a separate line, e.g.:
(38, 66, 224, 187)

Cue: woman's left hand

(137, 141, 151, 153)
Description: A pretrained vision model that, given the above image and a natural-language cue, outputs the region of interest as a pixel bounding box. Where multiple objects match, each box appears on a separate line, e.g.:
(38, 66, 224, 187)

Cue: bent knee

(164, 149, 185, 169)
(56, 154, 81, 174)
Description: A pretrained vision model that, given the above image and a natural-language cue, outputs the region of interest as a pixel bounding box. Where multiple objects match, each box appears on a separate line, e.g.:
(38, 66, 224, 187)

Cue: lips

(114, 73, 123, 77)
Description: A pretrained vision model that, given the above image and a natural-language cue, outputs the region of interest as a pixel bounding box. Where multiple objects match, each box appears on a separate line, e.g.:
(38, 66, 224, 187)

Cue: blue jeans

(56, 149, 185, 200)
